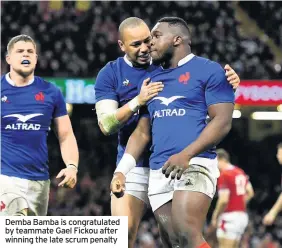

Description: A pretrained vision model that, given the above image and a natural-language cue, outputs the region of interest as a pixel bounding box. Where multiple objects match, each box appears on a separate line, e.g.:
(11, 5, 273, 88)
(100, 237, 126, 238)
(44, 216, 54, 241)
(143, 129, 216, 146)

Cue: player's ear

(118, 40, 125, 52)
(35, 54, 38, 65)
(173, 36, 182, 47)
(6, 54, 11, 65)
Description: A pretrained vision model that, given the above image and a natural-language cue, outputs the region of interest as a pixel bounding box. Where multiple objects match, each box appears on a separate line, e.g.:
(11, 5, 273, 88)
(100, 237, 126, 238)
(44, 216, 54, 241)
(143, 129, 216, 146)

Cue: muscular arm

(182, 103, 234, 159)
(244, 181, 255, 204)
(126, 116, 151, 160)
(54, 115, 79, 167)
(95, 99, 136, 135)
(268, 193, 282, 216)
(110, 115, 151, 195)
(115, 116, 151, 175)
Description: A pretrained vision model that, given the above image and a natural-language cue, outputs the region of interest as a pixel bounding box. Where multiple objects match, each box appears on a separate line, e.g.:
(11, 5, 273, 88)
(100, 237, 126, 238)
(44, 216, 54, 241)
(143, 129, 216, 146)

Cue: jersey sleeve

(53, 87, 67, 118)
(94, 63, 118, 102)
(205, 63, 235, 107)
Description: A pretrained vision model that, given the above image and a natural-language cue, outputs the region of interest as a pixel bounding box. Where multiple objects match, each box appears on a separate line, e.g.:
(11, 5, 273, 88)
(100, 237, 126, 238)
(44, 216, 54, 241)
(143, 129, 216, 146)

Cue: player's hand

(162, 152, 190, 180)
(110, 172, 126, 198)
(263, 211, 276, 226)
(56, 167, 78, 188)
(224, 64, 240, 90)
(138, 78, 164, 105)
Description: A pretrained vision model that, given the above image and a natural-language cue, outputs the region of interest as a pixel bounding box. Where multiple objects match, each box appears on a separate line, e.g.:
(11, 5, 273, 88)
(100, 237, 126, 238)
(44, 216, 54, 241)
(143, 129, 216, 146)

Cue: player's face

(277, 147, 282, 165)
(6, 41, 37, 78)
(150, 22, 175, 64)
(118, 23, 151, 67)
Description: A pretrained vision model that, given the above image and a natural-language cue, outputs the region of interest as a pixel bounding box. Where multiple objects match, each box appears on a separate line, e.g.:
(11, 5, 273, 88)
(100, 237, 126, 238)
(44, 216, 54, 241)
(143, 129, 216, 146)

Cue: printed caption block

(0, 216, 128, 248)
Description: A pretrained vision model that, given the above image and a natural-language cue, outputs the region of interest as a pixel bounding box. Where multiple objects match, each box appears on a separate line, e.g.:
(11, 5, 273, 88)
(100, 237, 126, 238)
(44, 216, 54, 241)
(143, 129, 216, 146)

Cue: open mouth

(21, 60, 31, 65)
(138, 54, 150, 61)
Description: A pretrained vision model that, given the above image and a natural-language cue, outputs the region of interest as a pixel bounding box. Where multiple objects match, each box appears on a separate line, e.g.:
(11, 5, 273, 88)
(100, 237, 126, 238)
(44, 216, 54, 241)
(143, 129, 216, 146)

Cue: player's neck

(162, 47, 191, 69)
(9, 70, 34, 87)
(222, 163, 233, 170)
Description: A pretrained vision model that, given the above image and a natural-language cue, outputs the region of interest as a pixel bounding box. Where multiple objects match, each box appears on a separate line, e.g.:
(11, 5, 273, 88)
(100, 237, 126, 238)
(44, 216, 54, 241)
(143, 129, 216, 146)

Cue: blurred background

(1, 1, 282, 247)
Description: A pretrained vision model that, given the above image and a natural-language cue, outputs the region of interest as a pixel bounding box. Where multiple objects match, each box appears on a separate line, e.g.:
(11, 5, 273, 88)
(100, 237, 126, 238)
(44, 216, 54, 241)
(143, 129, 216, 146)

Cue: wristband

(67, 164, 78, 171)
(128, 96, 140, 112)
(115, 153, 136, 175)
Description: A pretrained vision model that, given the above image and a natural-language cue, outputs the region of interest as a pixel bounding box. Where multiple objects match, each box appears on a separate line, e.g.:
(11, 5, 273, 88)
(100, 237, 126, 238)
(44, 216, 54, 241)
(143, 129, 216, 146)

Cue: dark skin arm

(124, 116, 151, 161)
(162, 102, 234, 179)
(110, 116, 151, 196)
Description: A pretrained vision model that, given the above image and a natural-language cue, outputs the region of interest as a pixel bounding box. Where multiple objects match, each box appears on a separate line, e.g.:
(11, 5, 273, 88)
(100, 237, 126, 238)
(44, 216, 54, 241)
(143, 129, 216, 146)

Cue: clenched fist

(110, 172, 126, 198)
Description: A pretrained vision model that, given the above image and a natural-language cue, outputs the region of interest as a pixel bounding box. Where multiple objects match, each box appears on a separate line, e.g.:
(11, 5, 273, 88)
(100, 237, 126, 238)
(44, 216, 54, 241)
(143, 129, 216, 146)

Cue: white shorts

(148, 157, 219, 212)
(0, 174, 50, 216)
(112, 167, 150, 205)
(216, 211, 249, 241)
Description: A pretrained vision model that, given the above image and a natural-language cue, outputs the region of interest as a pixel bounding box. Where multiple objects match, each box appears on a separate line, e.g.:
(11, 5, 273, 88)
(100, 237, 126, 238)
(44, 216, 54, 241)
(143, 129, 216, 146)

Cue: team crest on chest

(122, 79, 132, 86)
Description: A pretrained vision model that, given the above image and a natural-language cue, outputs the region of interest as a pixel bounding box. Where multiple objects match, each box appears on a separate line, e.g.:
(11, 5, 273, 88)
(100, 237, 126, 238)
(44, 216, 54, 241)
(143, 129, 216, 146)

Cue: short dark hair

(7, 34, 36, 53)
(277, 143, 282, 149)
(118, 17, 147, 41)
(158, 17, 191, 36)
(216, 149, 230, 161)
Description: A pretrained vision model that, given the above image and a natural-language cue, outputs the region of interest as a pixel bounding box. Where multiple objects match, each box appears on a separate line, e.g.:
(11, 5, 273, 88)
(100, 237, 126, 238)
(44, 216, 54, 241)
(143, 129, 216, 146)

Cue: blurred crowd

(1, 1, 282, 79)
(2, 1, 282, 247)
(239, 1, 282, 48)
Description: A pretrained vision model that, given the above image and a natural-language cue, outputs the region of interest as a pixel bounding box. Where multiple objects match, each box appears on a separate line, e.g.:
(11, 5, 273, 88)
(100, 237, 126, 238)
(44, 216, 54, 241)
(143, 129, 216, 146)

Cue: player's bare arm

(211, 190, 230, 228)
(110, 116, 151, 196)
(54, 115, 79, 189)
(163, 102, 234, 179)
(225, 64, 240, 90)
(244, 181, 255, 204)
(263, 193, 282, 226)
(96, 78, 163, 136)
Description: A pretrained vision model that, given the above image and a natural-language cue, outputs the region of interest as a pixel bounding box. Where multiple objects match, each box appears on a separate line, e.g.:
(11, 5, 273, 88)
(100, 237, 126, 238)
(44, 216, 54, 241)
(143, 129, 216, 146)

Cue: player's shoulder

(1, 74, 7, 85)
(220, 169, 230, 178)
(98, 57, 125, 74)
(233, 165, 247, 175)
(193, 56, 224, 74)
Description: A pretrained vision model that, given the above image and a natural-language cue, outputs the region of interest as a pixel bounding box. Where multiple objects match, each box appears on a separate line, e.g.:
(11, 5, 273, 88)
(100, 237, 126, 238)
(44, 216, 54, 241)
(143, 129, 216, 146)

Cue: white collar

(123, 55, 152, 67)
(124, 55, 133, 67)
(5, 73, 34, 86)
(178, 53, 195, 66)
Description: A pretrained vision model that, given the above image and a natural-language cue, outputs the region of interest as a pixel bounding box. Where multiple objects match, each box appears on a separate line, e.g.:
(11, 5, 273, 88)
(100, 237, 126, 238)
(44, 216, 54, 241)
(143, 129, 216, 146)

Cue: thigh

(172, 166, 215, 246)
(218, 238, 239, 248)
(172, 165, 216, 230)
(27, 179, 50, 216)
(172, 191, 212, 247)
(172, 190, 212, 234)
(154, 201, 179, 248)
(111, 192, 146, 248)
(111, 192, 146, 229)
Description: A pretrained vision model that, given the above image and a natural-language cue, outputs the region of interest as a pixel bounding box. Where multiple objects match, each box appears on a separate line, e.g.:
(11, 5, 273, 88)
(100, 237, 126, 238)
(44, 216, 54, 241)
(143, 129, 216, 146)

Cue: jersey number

(235, 175, 246, 195)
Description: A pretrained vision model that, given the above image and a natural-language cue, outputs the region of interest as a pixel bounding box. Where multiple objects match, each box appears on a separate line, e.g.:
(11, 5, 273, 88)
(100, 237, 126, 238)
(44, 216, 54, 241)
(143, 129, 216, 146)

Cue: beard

(151, 44, 174, 68)
(152, 49, 173, 68)
(14, 67, 35, 78)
